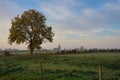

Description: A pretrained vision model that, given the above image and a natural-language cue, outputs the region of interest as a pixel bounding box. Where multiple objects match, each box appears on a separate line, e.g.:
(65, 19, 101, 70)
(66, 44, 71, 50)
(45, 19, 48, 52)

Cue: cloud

(0, 0, 24, 49)
(108, 29, 119, 33)
(37, 0, 120, 49)
(39, 0, 120, 36)
(103, 0, 120, 11)
(0, 0, 120, 49)
(39, 0, 76, 20)
(0, 0, 22, 33)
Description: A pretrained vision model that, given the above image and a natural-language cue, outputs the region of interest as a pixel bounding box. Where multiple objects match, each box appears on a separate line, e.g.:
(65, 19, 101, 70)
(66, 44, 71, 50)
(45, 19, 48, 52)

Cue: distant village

(0, 44, 120, 54)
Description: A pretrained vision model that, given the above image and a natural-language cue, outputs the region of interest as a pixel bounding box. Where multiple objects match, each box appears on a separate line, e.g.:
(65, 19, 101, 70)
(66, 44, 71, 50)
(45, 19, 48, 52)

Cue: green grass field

(0, 52, 120, 80)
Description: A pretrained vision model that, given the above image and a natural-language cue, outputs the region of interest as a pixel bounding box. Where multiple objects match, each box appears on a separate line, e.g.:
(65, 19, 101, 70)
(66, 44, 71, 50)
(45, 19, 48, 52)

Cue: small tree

(8, 9, 54, 55)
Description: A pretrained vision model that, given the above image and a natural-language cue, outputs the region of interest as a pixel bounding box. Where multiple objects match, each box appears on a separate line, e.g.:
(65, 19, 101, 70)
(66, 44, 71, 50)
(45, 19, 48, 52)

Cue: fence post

(5, 58, 8, 71)
(99, 65, 102, 80)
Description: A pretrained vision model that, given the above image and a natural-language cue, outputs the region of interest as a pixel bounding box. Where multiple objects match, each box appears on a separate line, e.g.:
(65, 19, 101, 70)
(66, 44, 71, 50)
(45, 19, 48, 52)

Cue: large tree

(8, 9, 54, 55)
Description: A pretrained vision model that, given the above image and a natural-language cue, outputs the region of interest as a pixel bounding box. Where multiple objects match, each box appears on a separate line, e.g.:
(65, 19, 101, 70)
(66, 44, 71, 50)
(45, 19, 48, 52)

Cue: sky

(0, 0, 120, 50)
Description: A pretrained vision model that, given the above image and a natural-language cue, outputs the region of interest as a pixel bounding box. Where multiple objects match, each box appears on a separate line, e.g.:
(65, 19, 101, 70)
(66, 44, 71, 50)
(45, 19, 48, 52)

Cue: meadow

(0, 52, 120, 80)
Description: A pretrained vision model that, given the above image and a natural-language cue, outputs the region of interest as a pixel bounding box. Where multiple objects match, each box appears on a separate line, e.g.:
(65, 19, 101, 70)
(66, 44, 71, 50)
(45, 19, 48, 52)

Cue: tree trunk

(29, 40, 34, 55)
(30, 48, 33, 55)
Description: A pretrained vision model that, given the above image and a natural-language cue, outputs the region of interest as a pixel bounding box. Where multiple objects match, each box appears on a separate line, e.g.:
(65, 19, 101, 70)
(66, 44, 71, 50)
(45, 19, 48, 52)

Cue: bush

(3, 50, 11, 57)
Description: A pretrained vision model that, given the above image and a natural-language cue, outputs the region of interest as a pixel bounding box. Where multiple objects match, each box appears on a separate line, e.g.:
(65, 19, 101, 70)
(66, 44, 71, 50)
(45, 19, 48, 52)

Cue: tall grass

(0, 52, 120, 80)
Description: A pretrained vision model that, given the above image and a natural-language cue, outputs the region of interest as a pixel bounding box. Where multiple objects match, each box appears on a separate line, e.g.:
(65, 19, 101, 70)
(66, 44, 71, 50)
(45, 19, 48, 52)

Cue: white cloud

(103, 0, 120, 11)
(42, 6, 72, 20)
(108, 29, 119, 33)
(0, 0, 120, 49)
(41, 0, 120, 30)
(39, 0, 76, 20)
(0, 0, 23, 49)
(38, 0, 120, 49)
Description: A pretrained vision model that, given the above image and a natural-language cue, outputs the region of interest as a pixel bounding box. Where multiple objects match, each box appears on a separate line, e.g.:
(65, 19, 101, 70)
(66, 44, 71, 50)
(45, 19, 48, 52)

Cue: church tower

(58, 44, 61, 51)
(53, 44, 61, 52)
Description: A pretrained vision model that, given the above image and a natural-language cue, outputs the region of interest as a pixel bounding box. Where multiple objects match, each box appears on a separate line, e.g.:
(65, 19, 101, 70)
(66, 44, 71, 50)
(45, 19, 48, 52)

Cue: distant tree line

(60, 48, 120, 54)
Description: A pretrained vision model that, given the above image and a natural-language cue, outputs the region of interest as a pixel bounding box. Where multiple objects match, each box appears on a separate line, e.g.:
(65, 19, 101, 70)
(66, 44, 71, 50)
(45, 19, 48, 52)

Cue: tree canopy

(8, 9, 54, 55)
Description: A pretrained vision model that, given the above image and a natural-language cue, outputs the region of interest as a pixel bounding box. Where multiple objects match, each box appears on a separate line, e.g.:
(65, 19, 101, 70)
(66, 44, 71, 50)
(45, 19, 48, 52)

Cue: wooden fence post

(99, 65, 102, 80)
(5, 58, 8, 71)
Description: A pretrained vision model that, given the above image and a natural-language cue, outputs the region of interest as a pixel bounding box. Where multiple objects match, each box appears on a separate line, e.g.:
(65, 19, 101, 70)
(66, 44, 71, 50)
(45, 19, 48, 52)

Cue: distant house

(53, 44, 61, 52)
(74, 46, 85, 52)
